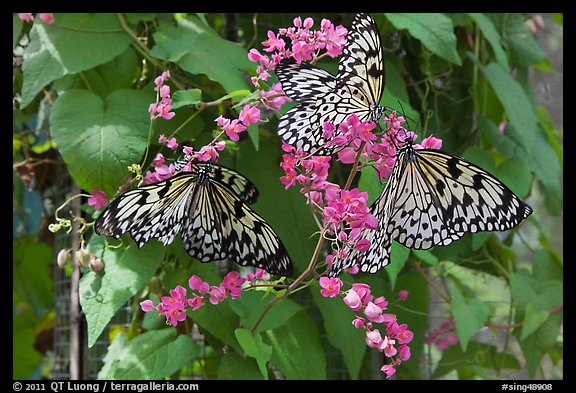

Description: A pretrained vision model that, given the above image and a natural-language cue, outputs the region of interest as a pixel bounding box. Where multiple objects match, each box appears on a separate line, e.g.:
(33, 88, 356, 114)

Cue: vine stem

(250, 142, 367, 334)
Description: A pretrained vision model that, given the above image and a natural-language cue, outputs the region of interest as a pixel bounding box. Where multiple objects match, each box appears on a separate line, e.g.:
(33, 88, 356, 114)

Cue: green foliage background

(13, 13, 562, 380)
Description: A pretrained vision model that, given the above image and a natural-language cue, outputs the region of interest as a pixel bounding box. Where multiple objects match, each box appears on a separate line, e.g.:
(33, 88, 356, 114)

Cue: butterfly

(94, 162, 293, 276)
(275, 13, 386, 154)
(330, 137, 533, 276)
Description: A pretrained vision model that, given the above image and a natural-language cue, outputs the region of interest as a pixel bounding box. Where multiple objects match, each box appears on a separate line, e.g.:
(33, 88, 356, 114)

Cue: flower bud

(56, 248, 72, 268)
(75, 247, 91, 268)
(89, 256, 103, 272)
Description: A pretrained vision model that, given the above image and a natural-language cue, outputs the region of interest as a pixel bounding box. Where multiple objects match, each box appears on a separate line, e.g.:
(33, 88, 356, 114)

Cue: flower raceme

(320, 279, 414, 378)
(248, 17, 348, 88)
(140, 270, 268, 326)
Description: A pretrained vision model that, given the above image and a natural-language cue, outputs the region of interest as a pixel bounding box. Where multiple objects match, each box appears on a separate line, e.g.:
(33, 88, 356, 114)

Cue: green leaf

(500, 13, 547, 68)
(151, 16, 252, 93)
(474, 60, 540, 149)
(385, 13, 461, 65)
(357, 167, 384, 206)
(449, 285, 492, 351)
(229, 291, 302, 333)
(13, 236, 54, 309)
(21, 13, 130, 107)
(236, 142, 319, 274)
(392, 272, 430, 379)
(468, 13, 509, 70)
(385, 241, 410, 288)
(412, 249, 438, 266)
(432, 342, 520, 379)
(217, 352, 266, 380)
(190, 299, 242, 353)
(53, 48, 141, 100)
(509, 270, 562, 378)
(13, 14, 23, 49)
(99, 329, 199, 379)
(80, 236, 164, 347)
(50, 89, 152, 196)
(265, 311, 327, 379)
(171, 89, 202, 109)
(311, 287, 366, 379)
(13, 314, 42, 379)
(235, 328, 272, 379)
(520, 303, 550, 340)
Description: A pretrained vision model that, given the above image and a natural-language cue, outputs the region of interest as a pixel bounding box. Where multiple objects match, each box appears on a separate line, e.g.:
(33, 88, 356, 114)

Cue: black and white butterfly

(330, 137, 533, 276)
(275, 13, 385, 154)
(94, 162, 293, 276)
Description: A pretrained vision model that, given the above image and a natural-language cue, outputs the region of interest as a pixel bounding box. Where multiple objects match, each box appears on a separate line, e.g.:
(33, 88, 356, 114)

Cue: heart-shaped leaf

(50, 89, 152, 196)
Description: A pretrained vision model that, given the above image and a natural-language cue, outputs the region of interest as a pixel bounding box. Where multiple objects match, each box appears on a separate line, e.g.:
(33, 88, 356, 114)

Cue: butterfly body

(95, 163, 293, 276)
(275, 13, 385, 154)
(330, 140, 533, 276)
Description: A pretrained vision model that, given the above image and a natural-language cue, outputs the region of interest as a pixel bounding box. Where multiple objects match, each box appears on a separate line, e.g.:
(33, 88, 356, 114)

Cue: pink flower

(194, 145, 220, 162)
(388, 322, 414, 345)
(498, 120, 507, 134)
(378, 336, 397, 357)
(355, 238, 371, 252)
(140, 299, 155, 312)
(189, 275, 209, 295)
(246, 268, 266, 282)
(398, 345, 411, 362)
(380, 364, 396, 378)
(351, 283, 373, 304)
(414, 134, 442, 150)
(88, 189, 108, 211)
(222, 271, 246, 292)
(187, 294, 204, 311)
(319, 276, 342, 298)
(239, 105, 261, 126)
(352, 317, 366, 329)
(166, 137, 179, 150)
(364, 301, 386, 323)
(398, 290, 409, 301)
(343, 289, 362, 311)
(152, 153, 165, 167)
(18, 13, 34, 22)
(262, 30, 286, 53)
(208, 285, 227, 305)
(223, 119, 246, 142)
(164, 302, 187, 326)
(170, 285, 187, 301)
(337, 147, 357, 164)
(292, 41, 314, 63)
(366, 329, 383, 349)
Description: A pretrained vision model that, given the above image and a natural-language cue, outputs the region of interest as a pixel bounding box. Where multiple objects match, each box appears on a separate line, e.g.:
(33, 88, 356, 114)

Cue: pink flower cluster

(140, 269, 267, 326)
(280, 142, 377, 264)
(248, 16, 347, 87)
(142, 150, 177, 185)
(259, 82, 291, 111)
(319, 279, 414, 378)
(18, 13, 55, 24)
(148, 71, 175, 121)
(425, 318, 458, 350)
(215, 104, 261, 142)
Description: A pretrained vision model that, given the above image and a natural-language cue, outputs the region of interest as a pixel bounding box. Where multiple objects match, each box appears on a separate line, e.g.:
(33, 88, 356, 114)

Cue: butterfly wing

(275, 59, 338, 103)
(95, 164, 293, 276)
(275, 13, 385, 154)
(94, 173, 199, 248)
(329, 185, 394, 276)
(387, 148, 532, 250)
(338, 13, 385, 121)
(196, 178, 293, 276)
